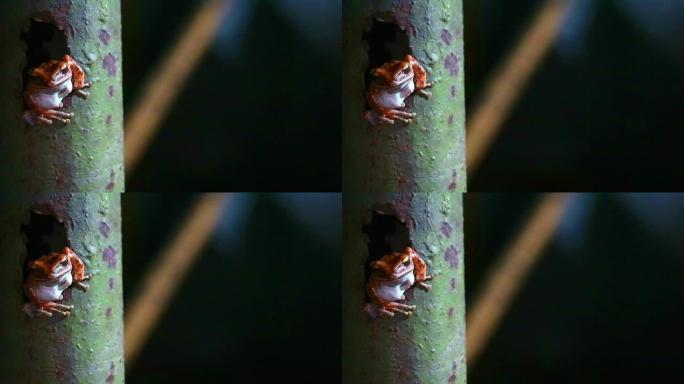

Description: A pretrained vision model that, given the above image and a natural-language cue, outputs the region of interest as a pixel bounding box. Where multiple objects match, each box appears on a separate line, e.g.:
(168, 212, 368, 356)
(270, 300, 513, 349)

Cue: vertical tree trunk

(0, 193, 124, 383)
(0, 1, 124, 383)
(343, 1, 466, 383)
(0, 0, 124, 192)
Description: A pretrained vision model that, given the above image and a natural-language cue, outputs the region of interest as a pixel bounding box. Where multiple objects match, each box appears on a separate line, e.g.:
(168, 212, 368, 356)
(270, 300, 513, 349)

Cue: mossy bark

(0, 193, 124, 383)
(342, 0, 467, 383)
(0, 1, 124, 382)
(0, 0, 124, 192)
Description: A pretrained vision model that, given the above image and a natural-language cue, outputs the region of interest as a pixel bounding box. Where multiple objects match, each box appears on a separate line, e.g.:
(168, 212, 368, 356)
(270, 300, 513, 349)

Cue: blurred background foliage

(122, 193, 340, 382)
(466, 0, 684, 190)
(465, 193, 684, 383)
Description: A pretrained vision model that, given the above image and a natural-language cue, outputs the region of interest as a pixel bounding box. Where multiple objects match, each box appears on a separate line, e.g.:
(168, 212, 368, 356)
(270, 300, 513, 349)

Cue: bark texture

(0, 1, 124, 382)
(0, 0, 124, 192)
(343, 0, 467, 383)
(343, 0, 466, 193)
(0, 193, 124, 383)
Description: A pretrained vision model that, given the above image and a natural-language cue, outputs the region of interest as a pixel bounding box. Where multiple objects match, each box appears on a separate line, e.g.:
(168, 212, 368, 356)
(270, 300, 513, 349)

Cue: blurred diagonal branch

(467, 193, 572, 364)
(467, 0, 570, 174)
(124, 193, 228, 365)
(125, 0, 232, 172)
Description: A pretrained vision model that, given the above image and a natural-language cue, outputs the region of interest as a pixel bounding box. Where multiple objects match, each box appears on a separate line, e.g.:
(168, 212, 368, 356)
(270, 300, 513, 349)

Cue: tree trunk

(0, 1, 124, 383)
(0, 193, 124, 383)
(342, 1, 467, 383)
(0, 0, 124, 192)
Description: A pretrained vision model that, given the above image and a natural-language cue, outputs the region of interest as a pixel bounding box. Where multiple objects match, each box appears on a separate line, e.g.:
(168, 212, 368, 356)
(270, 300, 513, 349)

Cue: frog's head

(29, 247, 73, 279)
(371, 56, 415, 87)
(371, 247, 416, 280)
(29, 55, 73, 86)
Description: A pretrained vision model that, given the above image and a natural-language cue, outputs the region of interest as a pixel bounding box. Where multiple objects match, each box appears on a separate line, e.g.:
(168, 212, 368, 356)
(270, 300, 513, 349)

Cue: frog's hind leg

(44, 109, 74, 124)
(23, 110, 53, 125)
(386, 302, 417, 317)
(44, 302, 74, 316)
(387, 109, 416, 124)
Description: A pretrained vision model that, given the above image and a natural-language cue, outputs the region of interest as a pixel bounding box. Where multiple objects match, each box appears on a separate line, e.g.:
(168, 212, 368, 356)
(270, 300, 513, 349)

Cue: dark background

(466, 0, 684, 190)
(122, 0, 684, 191)
(122, 193, 340, 382)
(123, 0, 340, 191)
(465, 193, 684, 383)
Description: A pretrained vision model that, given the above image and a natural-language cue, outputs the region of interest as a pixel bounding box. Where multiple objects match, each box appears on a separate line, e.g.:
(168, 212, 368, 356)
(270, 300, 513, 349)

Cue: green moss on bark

(0, 193, 124, 383)
(343, 1, 467, 383)
(0, 0, 124, 192)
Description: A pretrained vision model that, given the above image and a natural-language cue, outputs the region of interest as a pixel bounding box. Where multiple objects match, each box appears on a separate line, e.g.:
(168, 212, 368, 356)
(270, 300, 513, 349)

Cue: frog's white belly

(28, 81, 72, 110)
(34, 273, 72, 302)
(376, 273, 414, 302)
(376, 81, 415, 110)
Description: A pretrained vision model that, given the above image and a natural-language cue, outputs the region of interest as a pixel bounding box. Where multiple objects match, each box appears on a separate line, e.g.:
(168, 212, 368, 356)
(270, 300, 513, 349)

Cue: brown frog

(364, 54, 433, 126)
(23, 247, 91, 318)
(23, 54, 91, 126)
(364, 247, 432, 318)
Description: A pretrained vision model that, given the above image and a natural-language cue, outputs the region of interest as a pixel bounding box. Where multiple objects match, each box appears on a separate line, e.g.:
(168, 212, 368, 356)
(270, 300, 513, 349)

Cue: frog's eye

(402, 258, 411, 266)
(60, 67, 68, 74)
(402, 67, 411, 74)
(60, 259, 68, 267)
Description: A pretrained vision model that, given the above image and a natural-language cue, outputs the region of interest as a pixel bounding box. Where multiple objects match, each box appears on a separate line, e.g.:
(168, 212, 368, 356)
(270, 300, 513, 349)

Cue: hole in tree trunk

(20, 19, 69, 88)
(362, 18, 410, 87)
(362, 209, 411, 283)
(20, 211, 69, 283)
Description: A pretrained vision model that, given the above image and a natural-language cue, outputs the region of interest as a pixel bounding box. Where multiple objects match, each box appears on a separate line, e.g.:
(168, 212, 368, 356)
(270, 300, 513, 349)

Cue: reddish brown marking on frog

(450, 85, 457, 97)
(108, 85, 114, 98)
(22, 247, 91, 318)
(448, 114, 454, 126)
(448, 373, 457, 383)
(99, 221, 110, 238)
(450, 277, 457, 291)
(441, 29, 452, 45)
(102, 246, 117, 268)
(444, 246, 459, 269)
(99, 29, 111, 45)
(448, 307, 454, 319)
(441, 222, 453, 238)
(106, 307, 112, 318)
(108, 277, 115, 291)
(444, 53, 460, 76)
(364, 247, 432, 318)
(102, 53, 117, 76)
(106, 114, 112, 126)
(364, 54, 432, 126)
(23, 55, 91, 126)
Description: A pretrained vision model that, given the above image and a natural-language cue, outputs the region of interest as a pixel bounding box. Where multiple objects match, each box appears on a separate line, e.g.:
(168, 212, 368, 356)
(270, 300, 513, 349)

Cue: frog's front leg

(74, 275, 91, 292)
(74, 82, 91, 99)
